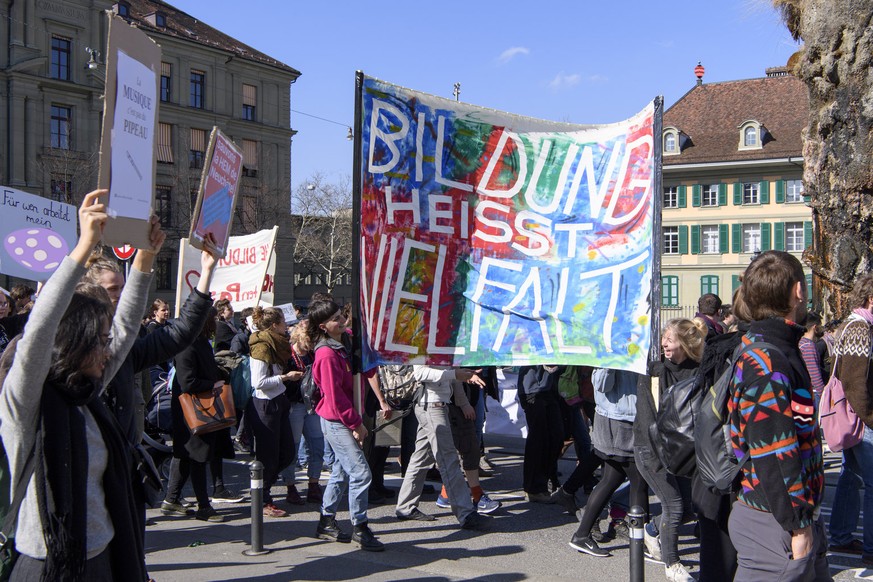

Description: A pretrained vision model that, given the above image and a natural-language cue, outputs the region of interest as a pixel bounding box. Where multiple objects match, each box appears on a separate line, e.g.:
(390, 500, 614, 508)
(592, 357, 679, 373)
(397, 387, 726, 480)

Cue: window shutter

(690, 225, 700, 254)
(718, 183, 727, 207)
(243, 84, 257, 106)
(678, 185, 687, 208)
(759, 181, 770, 204)
(774, 222, 785, 251)
(157, 123, 173, 163)
(804, 221, 813, 249)
(732, 275, 741, 293)
(692, 185, 701, 207)
(719, 224, 729, 254)
(731, 224, 741, 253)
(775, 180, 785, 203)
(161, 62, 171, 77)
(761, 222, 771, 251)
(190, 128, 206, 152)
(733, 183, 742, 205)
(678, 225, 688, 255)
(243, 139, 258, 169)
(806, 274, 813, 305)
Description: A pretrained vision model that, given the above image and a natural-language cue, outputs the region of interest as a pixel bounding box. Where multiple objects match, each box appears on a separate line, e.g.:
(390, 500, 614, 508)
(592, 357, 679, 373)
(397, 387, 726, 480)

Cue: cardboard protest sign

(189, 128, 243, 258)
(175, 227, 277, 315)
(357, 75, 660, 373)
(97, 13, 161, 249)
(0, 186, 77, 281)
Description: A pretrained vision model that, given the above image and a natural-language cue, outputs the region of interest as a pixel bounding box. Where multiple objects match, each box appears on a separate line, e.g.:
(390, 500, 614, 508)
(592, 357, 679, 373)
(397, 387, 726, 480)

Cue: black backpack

(694, 341, 779, 495)
(653, 374, 704, 477)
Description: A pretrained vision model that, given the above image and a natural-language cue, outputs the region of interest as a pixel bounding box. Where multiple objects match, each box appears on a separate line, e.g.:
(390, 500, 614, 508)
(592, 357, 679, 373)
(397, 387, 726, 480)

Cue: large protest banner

(0, 186, 77, 281)
(175, 227, 277, 315)
(357, 75, 660, 373)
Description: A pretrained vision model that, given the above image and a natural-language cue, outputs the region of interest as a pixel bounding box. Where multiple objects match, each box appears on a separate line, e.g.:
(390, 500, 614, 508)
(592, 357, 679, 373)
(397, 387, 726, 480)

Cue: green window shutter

(806, 274, 813, 306)
(678, 225, 689, 255)
(774, 222, 785, 251)
(760, 181, 770, 205)
(691, 225, 700, 254)
(733, 183, 742, 205)
(732, 274, 741, 293)
(692, 185, 701, 207)
(732, 224, 741, 253)
(718, 183, 727, 207)
(775, 180, 785, 204)
(719, 224, 729, 254)
(804, 221, 813, 249)
(761, 222, 772, 251)
(678, 185, 687, 208)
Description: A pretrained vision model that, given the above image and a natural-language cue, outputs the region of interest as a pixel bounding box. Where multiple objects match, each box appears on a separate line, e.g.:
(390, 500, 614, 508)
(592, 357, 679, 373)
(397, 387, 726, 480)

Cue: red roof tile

(663, 74, 807, 165)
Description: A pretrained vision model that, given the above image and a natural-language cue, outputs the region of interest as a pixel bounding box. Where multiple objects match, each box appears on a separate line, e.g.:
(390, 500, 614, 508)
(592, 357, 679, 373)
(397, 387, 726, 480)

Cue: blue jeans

(830, 424, 873, 551)
(320, 418, 371, 525)
(289, 402, 324, 480)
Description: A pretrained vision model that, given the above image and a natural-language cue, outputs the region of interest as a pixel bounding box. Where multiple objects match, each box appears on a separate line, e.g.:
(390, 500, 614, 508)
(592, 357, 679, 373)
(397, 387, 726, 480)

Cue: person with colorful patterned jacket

(727, 250, 829, 581)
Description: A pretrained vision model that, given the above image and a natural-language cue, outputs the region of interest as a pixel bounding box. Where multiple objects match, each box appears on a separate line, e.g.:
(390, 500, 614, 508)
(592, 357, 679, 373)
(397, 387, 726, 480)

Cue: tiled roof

(120, 0, 301, 76)
(663, 73, 807, 165)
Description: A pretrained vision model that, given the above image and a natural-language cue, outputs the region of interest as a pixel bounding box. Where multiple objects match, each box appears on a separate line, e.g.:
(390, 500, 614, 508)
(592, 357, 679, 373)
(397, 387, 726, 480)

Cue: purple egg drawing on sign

(4, 228, 68, 273)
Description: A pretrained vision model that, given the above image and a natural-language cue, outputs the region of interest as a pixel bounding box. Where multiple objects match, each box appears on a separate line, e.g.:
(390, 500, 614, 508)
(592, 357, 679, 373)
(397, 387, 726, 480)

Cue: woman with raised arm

(0, 190, 160, 581)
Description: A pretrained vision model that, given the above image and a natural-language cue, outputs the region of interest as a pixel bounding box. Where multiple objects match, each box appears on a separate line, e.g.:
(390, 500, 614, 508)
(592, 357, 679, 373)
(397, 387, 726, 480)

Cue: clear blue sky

(169, 1, 799, 193)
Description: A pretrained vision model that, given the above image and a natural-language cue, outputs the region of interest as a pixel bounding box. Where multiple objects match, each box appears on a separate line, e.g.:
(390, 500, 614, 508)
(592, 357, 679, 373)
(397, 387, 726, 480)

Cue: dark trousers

(576, 456, 649, 538)
(166, 457, 209, 507)
(12, 548, 112, 582)
(522, 392, 564, 494)
(699, 513, 738, 582)
(248, 394, 293, 504)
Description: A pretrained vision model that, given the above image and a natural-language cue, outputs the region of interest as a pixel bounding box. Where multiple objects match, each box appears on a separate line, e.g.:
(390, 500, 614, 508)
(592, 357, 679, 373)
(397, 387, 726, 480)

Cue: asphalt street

(143, 435, 873, 582)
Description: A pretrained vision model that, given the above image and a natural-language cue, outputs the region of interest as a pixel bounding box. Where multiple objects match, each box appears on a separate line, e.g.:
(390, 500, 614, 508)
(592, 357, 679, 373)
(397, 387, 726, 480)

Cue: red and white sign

(113, 245, 135, 261)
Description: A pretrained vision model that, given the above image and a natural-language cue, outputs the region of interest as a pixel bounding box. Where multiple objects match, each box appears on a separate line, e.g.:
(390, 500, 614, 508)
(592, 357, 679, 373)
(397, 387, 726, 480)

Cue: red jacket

(313, 340, 362, 430)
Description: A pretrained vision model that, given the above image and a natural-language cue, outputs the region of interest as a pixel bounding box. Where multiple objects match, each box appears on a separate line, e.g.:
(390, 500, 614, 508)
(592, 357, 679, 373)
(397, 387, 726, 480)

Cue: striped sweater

(728, 317, 824, 531)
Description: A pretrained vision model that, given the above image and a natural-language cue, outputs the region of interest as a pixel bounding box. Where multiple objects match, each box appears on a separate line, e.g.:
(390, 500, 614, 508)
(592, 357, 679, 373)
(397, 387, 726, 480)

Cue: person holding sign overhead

(0, 190, 158, 580)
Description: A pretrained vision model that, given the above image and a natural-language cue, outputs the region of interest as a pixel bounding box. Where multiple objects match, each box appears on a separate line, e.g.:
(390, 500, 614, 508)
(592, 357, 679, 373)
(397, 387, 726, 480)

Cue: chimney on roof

(694, 62, 705, 86)
(766, 66, 789, 77)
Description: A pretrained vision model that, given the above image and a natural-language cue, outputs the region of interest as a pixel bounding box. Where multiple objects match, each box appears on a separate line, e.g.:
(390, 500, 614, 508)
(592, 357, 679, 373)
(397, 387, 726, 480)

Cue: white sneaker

(644, 522, 662, 563)
(665, 562, 694, 582)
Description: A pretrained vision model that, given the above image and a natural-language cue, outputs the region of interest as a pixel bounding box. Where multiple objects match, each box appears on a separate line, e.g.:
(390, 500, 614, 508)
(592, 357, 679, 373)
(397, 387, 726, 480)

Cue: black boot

(352, 522, 385, 552)
(316, 514, 351, 543)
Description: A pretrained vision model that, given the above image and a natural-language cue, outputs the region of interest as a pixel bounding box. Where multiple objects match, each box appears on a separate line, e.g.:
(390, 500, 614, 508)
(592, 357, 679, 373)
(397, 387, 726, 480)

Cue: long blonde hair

(663, 318, 708, 363)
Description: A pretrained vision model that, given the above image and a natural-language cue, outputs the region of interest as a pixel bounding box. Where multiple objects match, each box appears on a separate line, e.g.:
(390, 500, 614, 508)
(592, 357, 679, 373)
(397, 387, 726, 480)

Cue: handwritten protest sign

(357, 75, 659, 373)
(98, 13, 161, 249)
(189, 128, 243, 258)
(175, 227, 277, 315)
(0, 186, 77, 281)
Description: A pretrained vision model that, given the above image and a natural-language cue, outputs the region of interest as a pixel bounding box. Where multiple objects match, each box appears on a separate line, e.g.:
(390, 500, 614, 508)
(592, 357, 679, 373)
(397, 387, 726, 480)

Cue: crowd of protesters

(0, 192, 871, 581)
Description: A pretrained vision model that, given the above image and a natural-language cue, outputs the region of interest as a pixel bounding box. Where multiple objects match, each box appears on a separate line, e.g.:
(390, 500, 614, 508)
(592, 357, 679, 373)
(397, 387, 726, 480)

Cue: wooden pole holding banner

(351, 71, 365, 417)
(650, 95, 664, 366)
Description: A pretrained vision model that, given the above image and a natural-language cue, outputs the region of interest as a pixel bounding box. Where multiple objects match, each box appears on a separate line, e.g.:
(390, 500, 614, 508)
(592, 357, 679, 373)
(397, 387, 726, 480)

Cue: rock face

(774, 0, 873, 317)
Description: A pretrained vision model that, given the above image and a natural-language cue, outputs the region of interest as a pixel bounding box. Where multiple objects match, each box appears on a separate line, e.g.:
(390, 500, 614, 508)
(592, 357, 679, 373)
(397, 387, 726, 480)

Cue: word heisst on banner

(359, 76, 657, 372)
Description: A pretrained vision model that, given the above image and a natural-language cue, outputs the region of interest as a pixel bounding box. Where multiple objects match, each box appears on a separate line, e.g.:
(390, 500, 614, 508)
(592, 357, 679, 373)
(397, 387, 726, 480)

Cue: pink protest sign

(189, 128, 243, 258)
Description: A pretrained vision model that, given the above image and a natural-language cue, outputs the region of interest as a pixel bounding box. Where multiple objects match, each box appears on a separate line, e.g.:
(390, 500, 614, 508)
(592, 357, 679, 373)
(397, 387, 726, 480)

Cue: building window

(742, 224, 762, 254)
(242, 139, 258, 177)
(190, 70, 205, 109)
(50, 176, 72, 202)
(242, 84, 257, 121)
(744, 126, 757, 147)
(662, 276, 679, 307)
(739, 121, 762, 149)
(701, 225, 720, 254)
(160, 62, 172, 102)
(663, 226, 679, 255)
(786, 179, 804, 203)
(155, 254, 173, 290)
(189, 128, 206, 169)
(50, 105, 72, 149)
(157, 122, 173, 163)
(701, 275, 719, 297)
(663, 186, 678, 209)
(155, 186, 172, 227)
(664, 132, 676, 153)
(50, 36, 71, 80)
(155, 12, 167, 27)
(702, 184, 718, 207)
(115, 2, 130, 17)
(785, 222, 805, 252)
(742, 182, 759, 205)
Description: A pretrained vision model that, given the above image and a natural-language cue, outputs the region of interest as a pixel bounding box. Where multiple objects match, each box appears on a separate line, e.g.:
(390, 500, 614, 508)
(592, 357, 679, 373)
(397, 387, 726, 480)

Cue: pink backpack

(819, 317, 869, 451)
